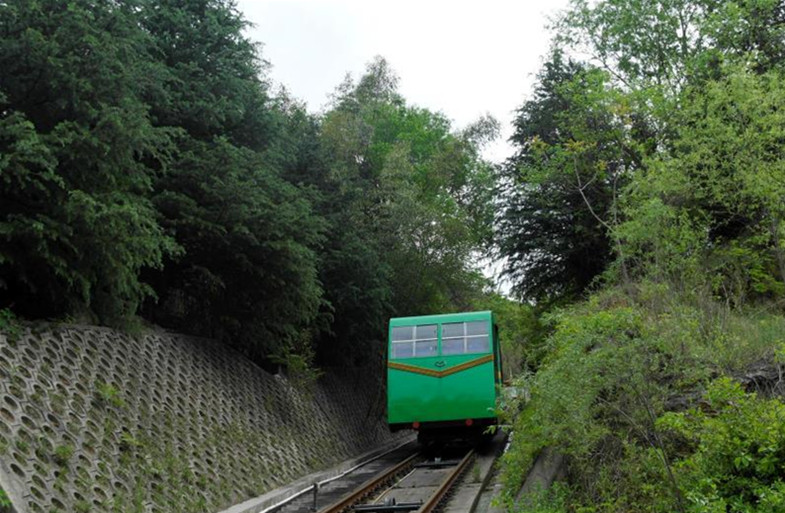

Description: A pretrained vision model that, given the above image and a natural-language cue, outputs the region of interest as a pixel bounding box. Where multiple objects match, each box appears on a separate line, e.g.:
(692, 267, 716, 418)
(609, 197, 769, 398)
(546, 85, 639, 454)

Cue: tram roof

(388, 310, 493, 327)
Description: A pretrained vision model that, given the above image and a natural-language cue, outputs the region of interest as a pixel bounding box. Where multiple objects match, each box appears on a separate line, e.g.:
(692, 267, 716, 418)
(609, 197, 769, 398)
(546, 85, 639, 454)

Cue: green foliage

(137, 0, 270, 149)
(473, 293, 547, 374)
(516, 0, 785, 307)
(659, 379, 785, 513)
(0, 308, 22, 342)
(500, 1, 785, 511)
(0, 0, 179, 325)
(271, 333, 324, 389)
(497, 51, 638, 303)
(619, 66, 785, 304)
(557, 0, 785, 89)
(0, 487, 10, 508)
(509, 482, 571, 513)
(96, 382, 125, 408)
(146, 136, 324, 359)
(0, 1, 495, 368)
(500, 297, 653, 505)
(118, 433, 144, 455)
(52, 444, 74, 466)
(0, 0, 331, 363)
(313, 57, 498, 364)
(502, 282, 785, 512)
(132, 0, 326, 361)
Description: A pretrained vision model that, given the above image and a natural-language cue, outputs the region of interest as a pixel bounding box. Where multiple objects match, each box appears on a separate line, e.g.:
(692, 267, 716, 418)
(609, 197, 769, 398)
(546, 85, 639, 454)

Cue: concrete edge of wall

(218, 434, 416, 513)
(515, 447, 566, 503)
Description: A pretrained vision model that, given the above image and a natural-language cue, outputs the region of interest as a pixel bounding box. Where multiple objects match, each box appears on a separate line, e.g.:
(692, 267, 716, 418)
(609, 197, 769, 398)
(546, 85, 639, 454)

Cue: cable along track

(318, 449, 476, 513)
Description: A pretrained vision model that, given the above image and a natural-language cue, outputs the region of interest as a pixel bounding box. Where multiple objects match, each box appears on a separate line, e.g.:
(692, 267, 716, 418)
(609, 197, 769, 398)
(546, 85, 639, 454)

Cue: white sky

(236, 0, 570, 164)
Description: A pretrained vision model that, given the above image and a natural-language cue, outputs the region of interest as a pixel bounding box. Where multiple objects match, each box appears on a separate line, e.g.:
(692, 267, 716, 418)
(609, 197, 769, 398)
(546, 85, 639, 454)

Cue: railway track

(318, 448, 475, 513)
(261, 432, 509, 513)
(366, 449, 475, 513)
(271, 444, 478, 513)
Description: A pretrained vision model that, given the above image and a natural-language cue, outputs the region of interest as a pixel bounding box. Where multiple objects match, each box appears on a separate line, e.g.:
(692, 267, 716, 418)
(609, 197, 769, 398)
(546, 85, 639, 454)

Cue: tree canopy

(313, 57, 497, 363)
(0, 4, 497, 367)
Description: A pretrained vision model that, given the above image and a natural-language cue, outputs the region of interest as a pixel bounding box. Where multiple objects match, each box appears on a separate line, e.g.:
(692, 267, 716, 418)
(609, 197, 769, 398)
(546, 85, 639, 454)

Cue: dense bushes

(500, 284, 785, 512)
(660, 378, 785, 513)
(0, 1, 179, 324)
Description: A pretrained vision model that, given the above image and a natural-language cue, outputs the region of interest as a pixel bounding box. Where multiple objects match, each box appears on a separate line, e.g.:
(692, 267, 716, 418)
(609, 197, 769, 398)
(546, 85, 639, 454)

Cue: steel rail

(250, 438, 415, 513)
(316, 452, 421, 513)
(416, 449, 475, 513)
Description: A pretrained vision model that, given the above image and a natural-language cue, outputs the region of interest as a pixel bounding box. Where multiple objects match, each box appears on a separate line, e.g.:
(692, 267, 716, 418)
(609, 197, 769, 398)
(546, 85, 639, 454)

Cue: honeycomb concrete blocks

(0, 325, 396, 513)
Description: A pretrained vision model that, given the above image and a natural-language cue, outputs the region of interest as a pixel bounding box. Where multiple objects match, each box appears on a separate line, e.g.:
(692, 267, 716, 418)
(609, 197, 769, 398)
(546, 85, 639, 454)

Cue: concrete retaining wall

(0, 324, 397, 513)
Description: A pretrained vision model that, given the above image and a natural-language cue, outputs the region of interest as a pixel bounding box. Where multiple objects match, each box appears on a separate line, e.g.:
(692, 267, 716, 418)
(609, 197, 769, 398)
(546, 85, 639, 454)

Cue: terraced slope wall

(0, 325, 395, 513)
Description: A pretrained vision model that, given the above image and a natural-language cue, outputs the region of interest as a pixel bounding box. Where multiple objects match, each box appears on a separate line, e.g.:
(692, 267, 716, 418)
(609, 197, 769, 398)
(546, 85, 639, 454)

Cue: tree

(551, 0, 785, 305)
(136, 0, 325, 359)
(138, 0, 274, 150)
(313, 57, 497, 363)
(618, 66, 785, 303)
(0, 0, 177, 324)
(496, 51, 644, 302)
(558, 0, 785, 91)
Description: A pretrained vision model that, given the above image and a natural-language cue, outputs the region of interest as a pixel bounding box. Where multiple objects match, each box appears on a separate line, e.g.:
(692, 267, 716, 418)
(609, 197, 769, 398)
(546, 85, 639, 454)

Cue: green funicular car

(387, 311, 503, 444)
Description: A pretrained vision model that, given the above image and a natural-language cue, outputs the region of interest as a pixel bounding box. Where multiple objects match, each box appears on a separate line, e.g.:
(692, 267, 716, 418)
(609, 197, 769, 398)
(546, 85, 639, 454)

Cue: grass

(52, 445, 74, 466)
(96, 382, 125, 408)
(471, 462, 482, 483)
(0, 487, 11, 508)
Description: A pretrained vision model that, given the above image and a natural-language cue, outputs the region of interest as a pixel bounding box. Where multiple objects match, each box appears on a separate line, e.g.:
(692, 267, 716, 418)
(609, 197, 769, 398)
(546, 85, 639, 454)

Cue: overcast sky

(236, 0, 570, 163)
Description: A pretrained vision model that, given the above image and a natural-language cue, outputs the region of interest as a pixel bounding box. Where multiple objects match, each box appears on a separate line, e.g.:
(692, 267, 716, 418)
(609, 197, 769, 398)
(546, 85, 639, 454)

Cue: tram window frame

(440, 321, 489, 355)
(390, 324, 438, 359)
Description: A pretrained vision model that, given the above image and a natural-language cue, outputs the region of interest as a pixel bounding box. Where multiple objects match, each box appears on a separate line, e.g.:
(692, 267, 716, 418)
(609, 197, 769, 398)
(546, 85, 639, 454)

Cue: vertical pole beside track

(311, 482, 319, 511)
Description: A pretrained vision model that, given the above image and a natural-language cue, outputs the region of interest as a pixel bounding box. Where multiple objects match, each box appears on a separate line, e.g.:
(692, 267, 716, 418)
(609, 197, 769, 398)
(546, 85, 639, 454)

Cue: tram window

(467, 335, 489, 353)
(465, 321, 489, 353)
(414, 339, 437, 357)
(391, 342, 413, 359)
(390, 324, 437, 359)
(441, 321, 489, 355)
(392, 326, 413, 341)
(442, 323, 464, 338)
(467, 321, 487, 336)
(417, 324, 437, 339)
(442, 338, 464, 355)
(442, 322, 465, 355)
(413, 324, 437, 357)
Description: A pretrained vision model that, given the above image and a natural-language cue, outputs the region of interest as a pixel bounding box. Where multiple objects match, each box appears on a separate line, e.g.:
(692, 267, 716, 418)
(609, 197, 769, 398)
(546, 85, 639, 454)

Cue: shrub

(0, 308, 22, 343)
(659, 378, 785, 513)
(96, 382, 125, 408)
(501, 302, 686, 511)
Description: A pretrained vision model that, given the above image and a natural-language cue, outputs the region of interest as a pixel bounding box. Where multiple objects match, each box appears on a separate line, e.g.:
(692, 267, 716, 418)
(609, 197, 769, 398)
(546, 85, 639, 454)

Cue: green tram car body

(386, 311, 502, 441)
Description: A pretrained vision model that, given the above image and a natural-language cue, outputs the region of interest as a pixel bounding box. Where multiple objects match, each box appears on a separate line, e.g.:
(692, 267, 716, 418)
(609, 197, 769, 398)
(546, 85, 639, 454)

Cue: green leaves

(148, 137, 324, 357)
(619, 66, 785, 302)
(0, 0, 178, 324)
(659, 378, 785, 513)
(497, 53, 624, 302)
(308, 57, 498, 362)
(0, 0, 335, 359)
(500, 2, 785, 512)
